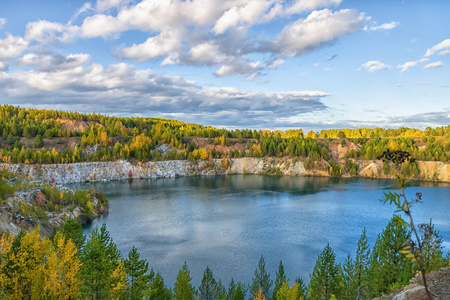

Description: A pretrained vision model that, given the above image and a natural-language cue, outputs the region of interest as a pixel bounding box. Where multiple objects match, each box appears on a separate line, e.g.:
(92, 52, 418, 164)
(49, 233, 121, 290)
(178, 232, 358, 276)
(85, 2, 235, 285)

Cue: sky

(0, 0, 449, 131)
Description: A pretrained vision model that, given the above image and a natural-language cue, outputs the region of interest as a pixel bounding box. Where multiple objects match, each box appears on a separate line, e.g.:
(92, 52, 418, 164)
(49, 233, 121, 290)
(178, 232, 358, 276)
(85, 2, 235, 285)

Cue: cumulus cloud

(0, 60, 329, 127)
(359, 60, 391, 72)
(0, 35, 29, 60)
(365, 21, 398, 31)
(265, 9, 366, 57)
(423, 61, 444, 69)
(17, 53, 91, 72)
(397, 57, 428, 72)
(25, 20, 81, 44)
(118, 29, 185, 62)
(425, 39, 450, 56)
(213, 0, 273, 34)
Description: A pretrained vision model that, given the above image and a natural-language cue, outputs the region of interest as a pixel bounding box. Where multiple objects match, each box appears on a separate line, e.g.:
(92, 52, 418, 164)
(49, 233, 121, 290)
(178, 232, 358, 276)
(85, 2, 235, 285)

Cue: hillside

(0, 105, 449, 181)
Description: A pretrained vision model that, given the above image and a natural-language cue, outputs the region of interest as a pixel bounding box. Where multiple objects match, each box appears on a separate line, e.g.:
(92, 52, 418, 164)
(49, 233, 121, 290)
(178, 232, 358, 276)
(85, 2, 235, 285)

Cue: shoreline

(1, 157, 449, 184)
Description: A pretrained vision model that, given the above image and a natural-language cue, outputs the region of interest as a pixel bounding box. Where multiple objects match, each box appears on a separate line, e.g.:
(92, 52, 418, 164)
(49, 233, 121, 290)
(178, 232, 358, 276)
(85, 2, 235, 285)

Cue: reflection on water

(77, 175, 450, 287)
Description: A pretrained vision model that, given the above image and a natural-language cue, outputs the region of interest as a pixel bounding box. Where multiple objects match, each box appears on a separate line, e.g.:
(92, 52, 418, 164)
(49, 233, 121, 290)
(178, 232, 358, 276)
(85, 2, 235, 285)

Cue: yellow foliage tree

(42, 234, 82, 299)
(253, 288, 266, 300)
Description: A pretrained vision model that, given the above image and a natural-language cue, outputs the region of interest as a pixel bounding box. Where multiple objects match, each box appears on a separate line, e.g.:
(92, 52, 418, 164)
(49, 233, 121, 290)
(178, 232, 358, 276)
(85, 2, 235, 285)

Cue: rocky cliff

(1, 158, 449, 184)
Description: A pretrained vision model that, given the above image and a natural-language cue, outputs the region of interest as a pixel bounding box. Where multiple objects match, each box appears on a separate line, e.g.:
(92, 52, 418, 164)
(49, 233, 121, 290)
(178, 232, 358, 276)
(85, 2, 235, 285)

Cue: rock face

(0, 158, 449, 184)
(378, 267, 450, 300)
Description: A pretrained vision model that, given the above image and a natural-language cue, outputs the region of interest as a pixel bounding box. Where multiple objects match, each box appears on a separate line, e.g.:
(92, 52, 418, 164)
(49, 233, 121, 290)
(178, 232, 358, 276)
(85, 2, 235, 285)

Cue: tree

(42, 233, 82, 299)
(251, 255, 273, 300)
(60, 217, 86, 251)
(199, 266, 218, 300)
(147, 272, 172, 300)
(124, 246, 154, 300)
(33, 134, 44, 148)
(308, 244, 340, 300)
(367, 216, 413, 297)
(272, 261, 287, 300)
(228, 278, 246, 300)
(378, 149, 435, 299)
(174, 262, 195, 300)
(80, 224, 126, 299)
(354, 228, 370, 298)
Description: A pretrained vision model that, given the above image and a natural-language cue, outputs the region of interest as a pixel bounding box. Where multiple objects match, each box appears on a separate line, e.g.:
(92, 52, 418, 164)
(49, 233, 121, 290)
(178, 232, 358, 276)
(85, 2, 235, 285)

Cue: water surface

(79, 175, 450, 287)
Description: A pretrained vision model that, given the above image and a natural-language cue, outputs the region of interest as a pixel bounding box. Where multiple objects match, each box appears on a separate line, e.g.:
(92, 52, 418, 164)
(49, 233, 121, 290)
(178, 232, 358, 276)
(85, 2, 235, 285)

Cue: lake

(80, 175, 450, 288)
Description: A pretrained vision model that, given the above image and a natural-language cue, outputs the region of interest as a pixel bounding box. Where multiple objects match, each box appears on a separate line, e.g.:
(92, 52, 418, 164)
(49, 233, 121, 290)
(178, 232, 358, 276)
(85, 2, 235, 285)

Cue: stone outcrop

(0, 158, 449, 184)
(377, 267, 450, 300)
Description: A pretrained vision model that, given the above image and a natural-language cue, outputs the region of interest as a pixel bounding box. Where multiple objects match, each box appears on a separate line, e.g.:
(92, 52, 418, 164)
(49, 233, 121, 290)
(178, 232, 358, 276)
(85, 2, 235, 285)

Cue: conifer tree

(174, 262, 195, 300)
(272, 260, 287, 300)
(228, 278, 246, 300)
(147, 272, 172, 300)
(80, 224, 125, 299)
(60, 217, 86, 251)
(308, 243, 340, 300)
(199, 266, 218, 300)
(354, 228, 370, 297)
(124, 246, 154, 300)
(367, 216, 413, 296)
(251, 255, 273, 300)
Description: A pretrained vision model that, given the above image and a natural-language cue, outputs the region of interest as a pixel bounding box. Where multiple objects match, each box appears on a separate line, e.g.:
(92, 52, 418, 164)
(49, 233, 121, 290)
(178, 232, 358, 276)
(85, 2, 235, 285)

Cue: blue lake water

(79, 175, 450, 288)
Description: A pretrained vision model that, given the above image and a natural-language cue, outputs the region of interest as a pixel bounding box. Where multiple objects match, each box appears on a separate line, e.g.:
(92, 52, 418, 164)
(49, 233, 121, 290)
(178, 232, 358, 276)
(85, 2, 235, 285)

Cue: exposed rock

(0, 158, 449, 185)
(377, 267, 450, 300)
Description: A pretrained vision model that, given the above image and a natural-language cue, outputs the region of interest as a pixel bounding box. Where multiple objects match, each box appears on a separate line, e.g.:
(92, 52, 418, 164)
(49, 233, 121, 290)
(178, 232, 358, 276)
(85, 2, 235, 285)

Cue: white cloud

(17, 53, 91, 72)
(365, 21, 399, 31)
(215, 61, 264, 77)
(0, 34, 29, 60)
(285, 0, 342, 15)
(213, 0, 273, 34)
(118, 29, 185, 62)
(25, 20, 81, 44)
(359, 60, 391, 72)
(0, 18, 6, 28)
(397, 57, 428, 72)
(268, 9, 366, 57)
(96, 0, 132, 12)
(0, 60, 329, 127)
(425, 39, 450, 56)
(0, 61, 8, 71)
(423, 61, 444, 69)
(69, 3, 93, 24)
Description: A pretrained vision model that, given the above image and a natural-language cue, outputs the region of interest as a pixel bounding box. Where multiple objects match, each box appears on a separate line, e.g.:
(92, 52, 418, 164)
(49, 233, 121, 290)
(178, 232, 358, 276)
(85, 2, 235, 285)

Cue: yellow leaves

(130, 134, 152, 151)
(253, 288, 266, 300)
(0, 229, 82, 300)
(276, 281, 303, 300)
(199, 148, 208, 160)
(110, 260, 128, 300)
(399, 250, 410, 255)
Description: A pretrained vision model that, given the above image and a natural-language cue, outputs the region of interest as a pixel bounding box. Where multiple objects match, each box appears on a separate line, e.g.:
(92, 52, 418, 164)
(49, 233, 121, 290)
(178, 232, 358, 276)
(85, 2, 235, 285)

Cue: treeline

(0, 105, 449, 166)
(0, 216, 448, 299)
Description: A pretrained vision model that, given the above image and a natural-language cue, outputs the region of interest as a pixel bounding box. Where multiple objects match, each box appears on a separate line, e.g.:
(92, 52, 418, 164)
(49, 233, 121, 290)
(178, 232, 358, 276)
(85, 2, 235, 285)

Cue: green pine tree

(354, 228, 370, 298)
(59, 217, 86, 251)
(174, 262, 195, 300)
(147, 272, 172, 300)
(272, 261, 287, 300)
(199, 266, 218, 300)
(367, 216, 413, 297)
(228, 278, 246, 300)
(124, 246, 154, 300)
(80, 224, 123, 299)
(251, 255, 273, 300)
(308, 243, 340, 300)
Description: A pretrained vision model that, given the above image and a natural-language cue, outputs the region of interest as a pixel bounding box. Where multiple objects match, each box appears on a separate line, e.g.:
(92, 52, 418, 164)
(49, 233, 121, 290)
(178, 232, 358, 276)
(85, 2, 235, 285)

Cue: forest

(0, 105, 449, 172)
(0, 215, 448, 300)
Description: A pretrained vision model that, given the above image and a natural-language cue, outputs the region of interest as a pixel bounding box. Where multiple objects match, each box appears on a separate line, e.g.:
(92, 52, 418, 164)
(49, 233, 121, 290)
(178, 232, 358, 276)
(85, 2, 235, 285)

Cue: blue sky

(0, 0, 449, 131)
